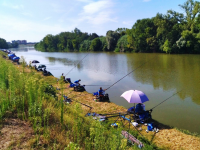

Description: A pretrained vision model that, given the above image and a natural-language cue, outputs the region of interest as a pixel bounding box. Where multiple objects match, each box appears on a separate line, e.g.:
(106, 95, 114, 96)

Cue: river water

(11, 46, 200, 133)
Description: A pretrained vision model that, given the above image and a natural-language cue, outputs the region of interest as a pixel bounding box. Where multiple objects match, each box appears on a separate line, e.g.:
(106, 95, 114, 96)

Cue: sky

(0, 0, 187, 42)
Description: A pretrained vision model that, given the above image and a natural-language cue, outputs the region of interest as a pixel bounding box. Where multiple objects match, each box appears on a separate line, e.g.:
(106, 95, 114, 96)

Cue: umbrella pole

(134, 103, 136, 121)
(127, 117, 131, 145)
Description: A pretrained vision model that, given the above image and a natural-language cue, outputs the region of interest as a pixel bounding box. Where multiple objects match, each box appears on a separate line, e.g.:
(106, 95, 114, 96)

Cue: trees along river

(13, 49, 200, 134)
(34, 0, 200, 54)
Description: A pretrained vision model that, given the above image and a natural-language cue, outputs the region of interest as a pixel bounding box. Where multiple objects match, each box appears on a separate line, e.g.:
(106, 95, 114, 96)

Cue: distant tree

(115, 35, 129, 52)
(74, 28, 81, 35)
(106, 30, 120, 51)
(179, 0, 200, 32)
(0, 38, 8, 49)
(99, 36, 108, 51)
(79, 40, 91, 51)
(90, 38, 101, 51)
(88, 33, 99, 40)
(115, 28, 127, 37)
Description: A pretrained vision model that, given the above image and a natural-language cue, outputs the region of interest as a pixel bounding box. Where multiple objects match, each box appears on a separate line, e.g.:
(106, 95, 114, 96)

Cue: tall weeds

(0, 52, 158, 150)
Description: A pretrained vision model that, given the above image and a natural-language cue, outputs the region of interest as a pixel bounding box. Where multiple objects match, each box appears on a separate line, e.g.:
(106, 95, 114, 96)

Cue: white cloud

(83, 0, 112, 14)
(77, 0, 117, 25)
(76, 0, 93, 3)
(2, 2, 24, 9)
(44, 17, 51, 21)
(21, 12, 33, 17)
(50, 3, 67, 13)
(12, 4, 24, 9)
(143, 0, 151, 2)
(0, 14, 67, 41)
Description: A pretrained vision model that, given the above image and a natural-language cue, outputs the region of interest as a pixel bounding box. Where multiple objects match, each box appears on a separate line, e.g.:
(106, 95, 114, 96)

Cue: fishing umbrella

(13, 57, 20, 60)
(8, 53, 15, 57)
(120, 90, 149, 104)
(38, 64, 46, 68)
(32, 60, 40, 63)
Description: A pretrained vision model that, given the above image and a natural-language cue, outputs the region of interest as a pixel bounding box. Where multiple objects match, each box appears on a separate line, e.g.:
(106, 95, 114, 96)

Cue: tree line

(35, 0, 200, 54)
(0, 37, 19, 49)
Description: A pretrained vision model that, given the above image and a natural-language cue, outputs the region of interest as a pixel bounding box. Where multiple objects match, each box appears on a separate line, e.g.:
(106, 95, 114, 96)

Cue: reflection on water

(127, 53, 200, 105)
(12, 48, 200, 133)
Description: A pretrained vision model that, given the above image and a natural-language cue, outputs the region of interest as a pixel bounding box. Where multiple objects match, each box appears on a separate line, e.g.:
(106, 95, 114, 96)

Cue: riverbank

(0, 51, 200, 149)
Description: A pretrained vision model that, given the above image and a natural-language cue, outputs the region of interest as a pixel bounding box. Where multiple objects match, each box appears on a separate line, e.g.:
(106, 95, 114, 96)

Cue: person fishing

(74, 79, 81, 86)
(135, 103, 145, 114)
(96, 87, 107, 100)
(98, 87, 105, 96)
(43, 67, 47, 74)
(61, 73, 65, 82)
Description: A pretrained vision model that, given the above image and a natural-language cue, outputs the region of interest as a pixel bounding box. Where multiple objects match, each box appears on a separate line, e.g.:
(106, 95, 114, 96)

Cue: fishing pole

(83, 85, 111, 86)
(70, 98, 93, 109)
(105, 60, 149, 91)
(62, 92, 93, 109)
(65, 53, 89, 76)
(105, 113, 129, 119)
(151, 90, 182, 110)
(99, 111, 129, 116)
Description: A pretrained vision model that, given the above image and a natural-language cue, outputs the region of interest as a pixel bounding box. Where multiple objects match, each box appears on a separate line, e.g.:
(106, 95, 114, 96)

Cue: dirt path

(0, 118, 35, 150)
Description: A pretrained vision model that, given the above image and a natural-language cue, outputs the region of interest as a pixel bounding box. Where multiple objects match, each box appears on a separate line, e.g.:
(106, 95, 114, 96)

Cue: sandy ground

(0, 118, 34, 150)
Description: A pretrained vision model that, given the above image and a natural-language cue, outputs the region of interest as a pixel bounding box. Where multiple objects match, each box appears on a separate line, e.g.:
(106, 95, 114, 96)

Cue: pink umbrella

(120, 90, 149, 103)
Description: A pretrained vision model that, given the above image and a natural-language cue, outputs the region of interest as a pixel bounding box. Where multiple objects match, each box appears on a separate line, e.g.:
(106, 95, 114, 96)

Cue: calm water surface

(12, 47, 200, 133)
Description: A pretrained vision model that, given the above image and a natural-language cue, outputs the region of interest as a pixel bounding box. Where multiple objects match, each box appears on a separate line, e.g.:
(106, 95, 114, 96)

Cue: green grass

(0, 52, 162, 149)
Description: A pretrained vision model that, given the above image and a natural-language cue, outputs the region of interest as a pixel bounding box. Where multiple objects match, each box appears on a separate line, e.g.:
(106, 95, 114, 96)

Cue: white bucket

(132, 122, 138, 127)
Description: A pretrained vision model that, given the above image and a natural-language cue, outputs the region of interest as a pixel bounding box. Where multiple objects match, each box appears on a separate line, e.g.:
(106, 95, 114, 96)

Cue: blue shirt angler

(98, 87, 105, 96)
(74, 79, 81, 86)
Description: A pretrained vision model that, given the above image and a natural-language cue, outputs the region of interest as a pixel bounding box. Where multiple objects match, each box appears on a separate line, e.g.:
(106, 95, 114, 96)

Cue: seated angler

(127, 106, 135, 114)
(135, 103, 145, 115)
(96, 87, 106, 100)
(74, 79, 81, 86)
(61, 73, 65, 81)
(43, 67, 47, 74)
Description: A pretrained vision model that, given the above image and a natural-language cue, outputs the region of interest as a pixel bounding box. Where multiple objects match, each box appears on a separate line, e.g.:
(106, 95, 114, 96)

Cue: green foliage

(99, 36, 108, 51)
(0, 53, 163, 149)
(8, 42, 19, 48)
(106, 30, 120, 51)
(44, 85, 57, 99)
(116, 35, 129, 52)
(115, 28, 127, 37)
(89, 38, 101, 51)
(0, 38, 8, 49)
(163, 39, 171, 53)
(79, 40, 91, 51)
(35, 29, 99, 52)
(35, 0, 200, 54)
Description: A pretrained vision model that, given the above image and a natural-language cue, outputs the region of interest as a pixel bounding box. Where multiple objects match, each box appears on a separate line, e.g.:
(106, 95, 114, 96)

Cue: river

(11, 46, 200, 134)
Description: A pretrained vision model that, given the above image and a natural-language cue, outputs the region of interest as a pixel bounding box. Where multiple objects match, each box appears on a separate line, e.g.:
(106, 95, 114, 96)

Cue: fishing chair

(134, 110, 152, 124)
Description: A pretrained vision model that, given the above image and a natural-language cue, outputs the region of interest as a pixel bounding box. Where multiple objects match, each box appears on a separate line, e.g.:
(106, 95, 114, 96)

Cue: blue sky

(0, 0, 186, 42)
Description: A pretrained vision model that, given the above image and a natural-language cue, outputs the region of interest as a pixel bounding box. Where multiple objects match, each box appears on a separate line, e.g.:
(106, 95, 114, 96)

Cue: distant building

(12, 40, 27, 44)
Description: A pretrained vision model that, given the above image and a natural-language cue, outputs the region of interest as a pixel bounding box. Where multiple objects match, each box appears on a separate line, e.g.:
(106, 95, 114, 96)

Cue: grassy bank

(0, 51, 200, 150)
(0, 51, 161, 149)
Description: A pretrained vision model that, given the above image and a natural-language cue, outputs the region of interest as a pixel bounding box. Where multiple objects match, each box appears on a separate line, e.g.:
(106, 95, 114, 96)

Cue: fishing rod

(83, 85, 111, 86)
(151, 90, 182, 110)
(62, 93, 93, 110)
(65, 53, 89, 76)
(70, 98, 93, 109)
(105, 60, 149, 91)
(105, 113, 129, 119)
(99, 111, 129, 116)
(56, 83, 92, 109)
